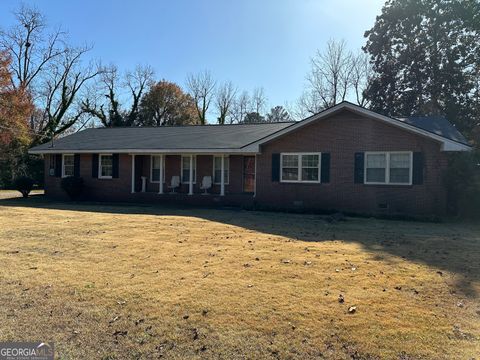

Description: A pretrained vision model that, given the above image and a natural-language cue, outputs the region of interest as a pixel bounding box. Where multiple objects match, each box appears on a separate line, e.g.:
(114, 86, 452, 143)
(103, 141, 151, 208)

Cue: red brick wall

(45, 153, 246, 200)
(43, 111, 451, 215)
(45, 154, 133, 201)
(255, 110, 449, 215)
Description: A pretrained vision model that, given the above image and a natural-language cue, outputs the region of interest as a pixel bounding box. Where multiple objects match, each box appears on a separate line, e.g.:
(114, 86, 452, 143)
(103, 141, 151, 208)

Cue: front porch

(129, 154, 256, 198)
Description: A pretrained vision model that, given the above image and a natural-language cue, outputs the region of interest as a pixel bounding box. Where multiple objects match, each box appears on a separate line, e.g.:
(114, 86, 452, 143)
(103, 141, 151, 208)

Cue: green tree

(266, 106, 292, 122)
(138, 80, 199, 126)
(243, 112, 265, 124)
(364, 0, 480, 143)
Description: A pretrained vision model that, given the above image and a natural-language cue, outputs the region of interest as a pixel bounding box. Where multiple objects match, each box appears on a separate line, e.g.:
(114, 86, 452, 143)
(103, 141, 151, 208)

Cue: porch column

(220, 155, 225, 196)
(131, 154, 135, 194)
(158, 155, 164, 194)
(253, 154, 257, 197)
(188, 154, 193, 195)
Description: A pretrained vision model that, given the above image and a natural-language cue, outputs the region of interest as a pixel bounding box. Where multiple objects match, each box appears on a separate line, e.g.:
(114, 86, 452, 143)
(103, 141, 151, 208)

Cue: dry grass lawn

(0, 191, 479, 359)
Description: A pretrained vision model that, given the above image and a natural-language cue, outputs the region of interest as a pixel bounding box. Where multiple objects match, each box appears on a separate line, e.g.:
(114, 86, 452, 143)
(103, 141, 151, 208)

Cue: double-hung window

(62, 154, 75, 177)
(280, 153, 321, 183)
(213, 156, 229, 184)
(99, 154, 113, 179)
(181, 156, 196, 183)
(365, 152, 412, 185)
(150, 155, 165, 183)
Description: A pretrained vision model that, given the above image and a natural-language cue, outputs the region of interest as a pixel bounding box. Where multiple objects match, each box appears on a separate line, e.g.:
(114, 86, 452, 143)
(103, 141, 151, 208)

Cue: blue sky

(0, 0, 384, 115)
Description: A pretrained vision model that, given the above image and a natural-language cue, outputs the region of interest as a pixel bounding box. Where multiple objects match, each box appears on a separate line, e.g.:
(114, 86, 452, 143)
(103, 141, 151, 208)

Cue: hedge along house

(29, 102, 471, 216)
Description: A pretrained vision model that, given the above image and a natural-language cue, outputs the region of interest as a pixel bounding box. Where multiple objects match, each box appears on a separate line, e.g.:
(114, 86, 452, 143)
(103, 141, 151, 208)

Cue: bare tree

(186, 70, 216, 124)
(0, 5, 101, 142)
(298, 39, 370, 116)
(251, 87, 267, 114)
(35, 46, 101, 143)
(81, 64, 121, 127)
(124, 65, 154, 126)
(215, 81, 236, 124)
(229, 90, 250, 124)
(82, 64, 154, 127)
(0, 5, 68, 90)
(350, 51, 373, 107)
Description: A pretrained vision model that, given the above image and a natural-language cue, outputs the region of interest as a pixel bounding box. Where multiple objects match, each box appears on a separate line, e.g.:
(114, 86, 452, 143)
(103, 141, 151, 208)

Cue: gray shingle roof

(29, 104, 470, 154)
(395, 115, 469, 145)
(29, 122, 295, 153)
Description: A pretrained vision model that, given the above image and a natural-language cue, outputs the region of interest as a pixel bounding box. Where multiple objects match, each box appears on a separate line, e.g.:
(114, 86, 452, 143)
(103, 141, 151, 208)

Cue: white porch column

(131, 154, 135, 193)
(220, 155, 225, 196)
(158, 155, 164, 194)
(188, 154, 194, 195)
(253, 154, 257, 197)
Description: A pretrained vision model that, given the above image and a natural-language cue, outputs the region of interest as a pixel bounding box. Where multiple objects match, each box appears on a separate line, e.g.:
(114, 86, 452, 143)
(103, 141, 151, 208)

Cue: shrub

(14, 176, 34, 198)
(445, 149, 480, 218)
(61, 176, 84, 200)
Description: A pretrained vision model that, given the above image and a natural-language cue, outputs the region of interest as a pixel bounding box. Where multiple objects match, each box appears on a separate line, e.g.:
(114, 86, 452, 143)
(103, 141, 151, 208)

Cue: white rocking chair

(168, 176, 180, 193)
(200, 176, 212, 195)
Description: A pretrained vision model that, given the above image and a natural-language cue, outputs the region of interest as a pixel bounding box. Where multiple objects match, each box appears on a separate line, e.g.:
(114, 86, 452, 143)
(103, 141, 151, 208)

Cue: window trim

(213, 155, 230, 185)
(62, 154, 75, 178)
(364, 151, 413, 185)
(181, 155, 197, 184)
(150, 155, 166, 183)
(280, 152, 321, 183)
(98, 154, 113, 179)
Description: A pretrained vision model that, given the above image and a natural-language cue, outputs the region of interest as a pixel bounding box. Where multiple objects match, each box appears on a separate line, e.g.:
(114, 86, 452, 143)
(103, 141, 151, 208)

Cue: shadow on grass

(1, 194, 479, 297)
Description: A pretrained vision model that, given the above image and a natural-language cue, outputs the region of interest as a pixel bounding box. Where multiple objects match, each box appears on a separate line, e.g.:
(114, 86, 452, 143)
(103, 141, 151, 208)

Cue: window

(365, 153, 386, 183)
(150, 155, 166, 183)
(99, 154, 113, 179)
(181, 156, 196, 183)
(280, 153, 320, 183)
(213, 156, 229, 184)
(365, 152, 412, 185)
(62, 154, 75, 177)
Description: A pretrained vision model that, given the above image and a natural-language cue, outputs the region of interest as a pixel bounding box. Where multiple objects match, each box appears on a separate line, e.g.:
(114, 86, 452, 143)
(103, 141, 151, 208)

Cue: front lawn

(0, 192, 478, 359)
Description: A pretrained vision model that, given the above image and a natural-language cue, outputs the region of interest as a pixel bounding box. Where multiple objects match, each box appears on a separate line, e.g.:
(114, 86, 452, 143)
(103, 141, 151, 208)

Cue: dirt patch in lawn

(0, 195, 479, 359)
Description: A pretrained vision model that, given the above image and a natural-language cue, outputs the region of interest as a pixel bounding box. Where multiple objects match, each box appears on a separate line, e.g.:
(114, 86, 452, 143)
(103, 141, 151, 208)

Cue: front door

(243, 156, 255, 193)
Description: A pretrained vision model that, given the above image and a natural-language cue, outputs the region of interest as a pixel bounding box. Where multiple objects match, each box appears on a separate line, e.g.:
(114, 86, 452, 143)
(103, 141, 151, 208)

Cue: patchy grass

(0, 192, 479, 359)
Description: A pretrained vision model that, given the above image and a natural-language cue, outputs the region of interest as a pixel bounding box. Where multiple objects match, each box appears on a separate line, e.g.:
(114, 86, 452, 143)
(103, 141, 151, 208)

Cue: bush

(61, 176, 84, 200)
(14, 176, 34, 198)
(445, 149, 480, 218)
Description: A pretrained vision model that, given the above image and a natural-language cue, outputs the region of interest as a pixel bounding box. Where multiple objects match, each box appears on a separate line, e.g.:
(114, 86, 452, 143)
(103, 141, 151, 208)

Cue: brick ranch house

(29, 102, 471, 216)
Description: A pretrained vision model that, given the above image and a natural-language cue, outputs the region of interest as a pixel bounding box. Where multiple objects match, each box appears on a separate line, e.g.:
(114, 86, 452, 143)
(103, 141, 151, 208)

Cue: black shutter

(354, 152, 364, 184)
(321, 153, 330, 183)
(92, 154, 99, 178)
(112, 154, 119, 178)
(412, 152, 424, 185)
(54, 154, 62, 177)
(74, 154, 80, 177)
(271, 153, 280, 182)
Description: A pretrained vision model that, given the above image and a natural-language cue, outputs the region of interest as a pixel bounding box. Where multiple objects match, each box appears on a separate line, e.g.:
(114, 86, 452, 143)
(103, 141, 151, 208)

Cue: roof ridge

(89, 121, 296, 130)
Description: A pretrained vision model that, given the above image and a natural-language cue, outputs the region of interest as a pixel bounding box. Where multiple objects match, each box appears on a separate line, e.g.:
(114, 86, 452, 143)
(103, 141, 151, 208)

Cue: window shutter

(354, 152, 364, 184)
(321, 153, 330, 183)
(92, 154, 99, 178)
(112, 154, 119, 178)
(74, 154, 80, 177)
(412, 152, 424, 185)
(271, 153, 280, 182)
(55, 154, 62, 177)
